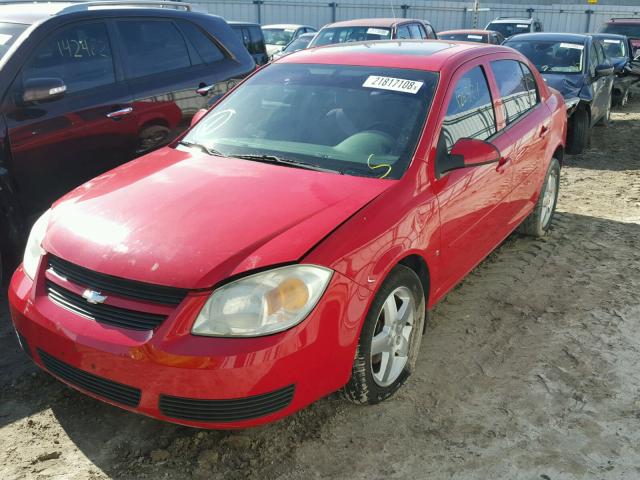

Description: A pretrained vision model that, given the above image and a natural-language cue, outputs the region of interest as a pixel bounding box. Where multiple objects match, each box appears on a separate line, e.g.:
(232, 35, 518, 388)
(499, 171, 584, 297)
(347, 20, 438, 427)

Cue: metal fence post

(585, 9, 594, 33)
(254, 0, 264, 24)
(527, 7, 534, 19)
(401, 4, 409, 18)
(328, 2, 337, 23)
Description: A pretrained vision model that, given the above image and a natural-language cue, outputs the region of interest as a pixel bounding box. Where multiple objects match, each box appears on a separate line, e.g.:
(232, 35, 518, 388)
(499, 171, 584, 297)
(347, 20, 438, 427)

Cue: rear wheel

(135, 124, 171, 155)
(566, 108, 590, 155)
(343, 265, 425, 405)
(519, 158, 560, 237)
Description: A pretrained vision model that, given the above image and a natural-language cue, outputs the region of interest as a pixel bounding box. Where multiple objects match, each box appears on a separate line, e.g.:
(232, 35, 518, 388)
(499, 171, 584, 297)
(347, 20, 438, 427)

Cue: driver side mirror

(190, 108, 207, 127)
(22, 78, 66, 104)
(439, 138, 501, 176)
(595, 63, 614, 78)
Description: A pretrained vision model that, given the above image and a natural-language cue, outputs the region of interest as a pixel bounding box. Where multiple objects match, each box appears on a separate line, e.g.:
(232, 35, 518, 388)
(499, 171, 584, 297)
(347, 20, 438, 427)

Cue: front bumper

(9, 264, 369, 429)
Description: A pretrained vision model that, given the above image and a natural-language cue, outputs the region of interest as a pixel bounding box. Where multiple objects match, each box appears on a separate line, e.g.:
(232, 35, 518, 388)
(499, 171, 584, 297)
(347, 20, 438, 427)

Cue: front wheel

(519, 158, 560, 237)
(566, 108, 590, 155)
(343, 265, 425, 405)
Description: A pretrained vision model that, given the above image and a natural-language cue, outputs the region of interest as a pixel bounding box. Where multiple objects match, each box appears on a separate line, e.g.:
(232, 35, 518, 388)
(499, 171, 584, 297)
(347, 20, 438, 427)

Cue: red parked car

(9, 40, 567, 429)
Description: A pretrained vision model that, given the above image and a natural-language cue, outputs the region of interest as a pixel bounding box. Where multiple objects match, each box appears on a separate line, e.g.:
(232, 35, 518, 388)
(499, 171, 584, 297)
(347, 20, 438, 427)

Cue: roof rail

(55, 1, 191, 14)
(609, 17, 640, 21)
(496, 16, 531, 20)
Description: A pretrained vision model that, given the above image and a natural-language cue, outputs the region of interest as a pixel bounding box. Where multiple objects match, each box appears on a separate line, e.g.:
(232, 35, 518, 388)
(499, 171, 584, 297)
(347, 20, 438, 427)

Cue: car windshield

(182, 64, 438, 179)
(487, 22, 530, 37)
(601, 23, 640, 38)
(598, 38, 626, 59)
(439, 33, 487, 43)
(310, 26, 392, 47)
(505, 40, 584, 73)
(263, 28, 296, 46)
(0, 22, 28, 62)
(283, 35, 313, 53)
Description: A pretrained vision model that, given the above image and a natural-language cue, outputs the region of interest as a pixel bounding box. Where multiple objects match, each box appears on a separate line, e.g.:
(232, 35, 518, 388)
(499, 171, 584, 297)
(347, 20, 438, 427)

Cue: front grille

(159, 385, 295, 423)
(38, 349, 141, 407)
(48, 255, 188, 306)
(47, 280, 167, 331)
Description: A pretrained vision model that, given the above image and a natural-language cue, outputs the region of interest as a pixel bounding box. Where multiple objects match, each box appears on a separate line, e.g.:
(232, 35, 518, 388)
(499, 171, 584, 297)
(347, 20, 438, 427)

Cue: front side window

(439, 66, 496, 153)
(598, 38, 626, 60)
(183, 64, 438, 179)
(426, 25, 437, 39)
(309, 26, 392, 47)
(117, 20, 190, 79)
(490, 60, 536, 125)
(22, 22, 115, 94)
(505, 40, 585, 74)
(396, 25, 411, 39)
(0, 22, 28, 62)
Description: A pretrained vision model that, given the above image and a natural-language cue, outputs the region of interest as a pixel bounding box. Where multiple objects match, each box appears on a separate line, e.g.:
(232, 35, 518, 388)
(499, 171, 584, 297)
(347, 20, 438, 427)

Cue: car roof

(322, 18, 426, 28)
(262, 24, 311, 29)
(228, 21, 260, 27)
(507, 32, 588, 43)
(297, 32, 317, 38)
(489, 17, 534, 24)
(277, 39, 512, 71)
(591, 33, 627, 40)
(0, 1, 193, 25)
(439, 29, 490, 35)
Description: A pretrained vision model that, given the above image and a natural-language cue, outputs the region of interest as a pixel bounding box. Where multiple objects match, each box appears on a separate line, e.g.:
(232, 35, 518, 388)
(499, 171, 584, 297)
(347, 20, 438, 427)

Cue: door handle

(106, 107, 133, 119)
(196, 84, 214, 96)
(496, 156, 511, 173)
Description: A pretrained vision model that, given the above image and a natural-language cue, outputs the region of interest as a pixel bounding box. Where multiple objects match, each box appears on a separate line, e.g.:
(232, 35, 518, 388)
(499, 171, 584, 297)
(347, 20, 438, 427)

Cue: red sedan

(9, 40, 567, 429)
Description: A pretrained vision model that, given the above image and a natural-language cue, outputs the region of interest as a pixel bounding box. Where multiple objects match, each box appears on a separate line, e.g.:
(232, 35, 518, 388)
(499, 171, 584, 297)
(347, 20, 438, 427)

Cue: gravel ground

(1, 93, 640, 480)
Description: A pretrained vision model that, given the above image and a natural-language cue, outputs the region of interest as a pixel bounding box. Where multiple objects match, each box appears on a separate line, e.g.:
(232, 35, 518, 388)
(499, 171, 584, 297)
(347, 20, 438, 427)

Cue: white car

(261, 23, 317, 57)
(485, 17, 543, 39)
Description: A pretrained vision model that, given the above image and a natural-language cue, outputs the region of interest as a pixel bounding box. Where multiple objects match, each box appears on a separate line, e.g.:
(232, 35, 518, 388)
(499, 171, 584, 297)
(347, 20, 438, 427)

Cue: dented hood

(44, 147, 391, 289)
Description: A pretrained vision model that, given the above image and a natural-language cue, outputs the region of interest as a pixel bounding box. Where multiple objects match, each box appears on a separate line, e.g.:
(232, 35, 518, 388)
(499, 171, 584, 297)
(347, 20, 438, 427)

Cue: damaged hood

(44, 147, 391, 289)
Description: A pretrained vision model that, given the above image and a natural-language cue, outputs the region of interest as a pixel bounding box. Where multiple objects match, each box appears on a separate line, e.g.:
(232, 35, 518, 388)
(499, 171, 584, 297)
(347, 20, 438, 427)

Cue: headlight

(191, 265, 333, 337)
(23, 209, 51, 280)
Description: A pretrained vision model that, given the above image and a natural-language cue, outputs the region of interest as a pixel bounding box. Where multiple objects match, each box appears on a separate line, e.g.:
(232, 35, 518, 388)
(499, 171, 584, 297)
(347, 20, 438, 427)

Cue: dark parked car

(600, 18, 640, 56)
(592, 33, 640, 107)
(486, 17, 543, 39)
(438, 29, 504, 45)
(505, 33, 614, 155)
(228, 21, 268, 65)
(272, 32, 316, 60)
(308, 18, 437, 48)
(0, 1, 255, 281)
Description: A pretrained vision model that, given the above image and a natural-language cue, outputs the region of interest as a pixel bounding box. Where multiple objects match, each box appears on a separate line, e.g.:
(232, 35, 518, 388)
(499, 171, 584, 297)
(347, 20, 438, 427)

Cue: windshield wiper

(232, 154, 341, 174)
(178, 140, 225, 157)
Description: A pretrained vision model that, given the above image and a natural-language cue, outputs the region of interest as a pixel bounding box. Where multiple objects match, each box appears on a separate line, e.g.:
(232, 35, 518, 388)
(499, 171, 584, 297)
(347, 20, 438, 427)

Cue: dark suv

(0, 1, 255, 280)
(228, 21, 268, 66)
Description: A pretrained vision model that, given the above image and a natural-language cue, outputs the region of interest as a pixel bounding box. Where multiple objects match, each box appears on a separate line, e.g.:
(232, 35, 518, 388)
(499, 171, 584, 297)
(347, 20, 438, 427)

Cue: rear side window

(177, 20, 225, 64)
(440, 66, 496, 151)
(426, 25, 437, 39)
(22, 22, 115, 94)
(490, 60, 536, 125)
(117, 20, 190, 79)
(408, 24, 426, 39)
(248, 27, 266, 54)
(396, 25, 411, 39)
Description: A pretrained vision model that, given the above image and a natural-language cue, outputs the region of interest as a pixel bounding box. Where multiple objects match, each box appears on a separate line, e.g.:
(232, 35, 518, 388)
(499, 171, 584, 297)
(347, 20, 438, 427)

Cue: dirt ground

(2, 93, 640, 480)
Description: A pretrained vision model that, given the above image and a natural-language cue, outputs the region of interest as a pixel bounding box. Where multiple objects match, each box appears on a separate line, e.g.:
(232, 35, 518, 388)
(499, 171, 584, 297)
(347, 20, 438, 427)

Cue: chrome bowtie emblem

(82, 289, 107, 305)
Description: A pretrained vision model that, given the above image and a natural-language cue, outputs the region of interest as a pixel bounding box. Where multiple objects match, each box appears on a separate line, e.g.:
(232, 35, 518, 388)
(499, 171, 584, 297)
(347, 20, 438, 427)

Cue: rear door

(489, 59, 550, 219)
(4, 20, 135, 216)
(114, 18, 236, 154)
(432, 61, 516, 291)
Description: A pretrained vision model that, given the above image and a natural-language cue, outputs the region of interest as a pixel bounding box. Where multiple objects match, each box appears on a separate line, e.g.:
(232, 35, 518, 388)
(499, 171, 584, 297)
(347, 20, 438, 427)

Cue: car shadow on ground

(3, 210, 639, 479)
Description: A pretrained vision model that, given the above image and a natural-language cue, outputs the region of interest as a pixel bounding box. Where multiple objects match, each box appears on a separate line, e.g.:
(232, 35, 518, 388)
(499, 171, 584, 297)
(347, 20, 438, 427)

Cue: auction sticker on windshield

(559, 43, 584, 50)
(363, 76, 423, 94)
(367, 28, 389, 36)
(604, 39, 621, 44)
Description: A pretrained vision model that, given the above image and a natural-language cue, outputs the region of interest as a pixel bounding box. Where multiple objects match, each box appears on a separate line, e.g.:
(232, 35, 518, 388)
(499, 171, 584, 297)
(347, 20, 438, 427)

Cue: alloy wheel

(370, 286, 416, 387)
(541, 170, 558, 229)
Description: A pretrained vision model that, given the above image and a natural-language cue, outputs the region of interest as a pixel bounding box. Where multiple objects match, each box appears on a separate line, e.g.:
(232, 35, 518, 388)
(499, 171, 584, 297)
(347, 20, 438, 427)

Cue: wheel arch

(397, 253, 431, 306)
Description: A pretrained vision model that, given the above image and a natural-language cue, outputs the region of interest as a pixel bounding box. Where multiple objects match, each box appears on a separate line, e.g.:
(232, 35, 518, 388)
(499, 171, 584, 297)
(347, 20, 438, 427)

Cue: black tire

(566, 108, 590, 155)
(519, 158, 560, 237)
(343, 265, 426, 405)
(135, 124, 171, 155)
